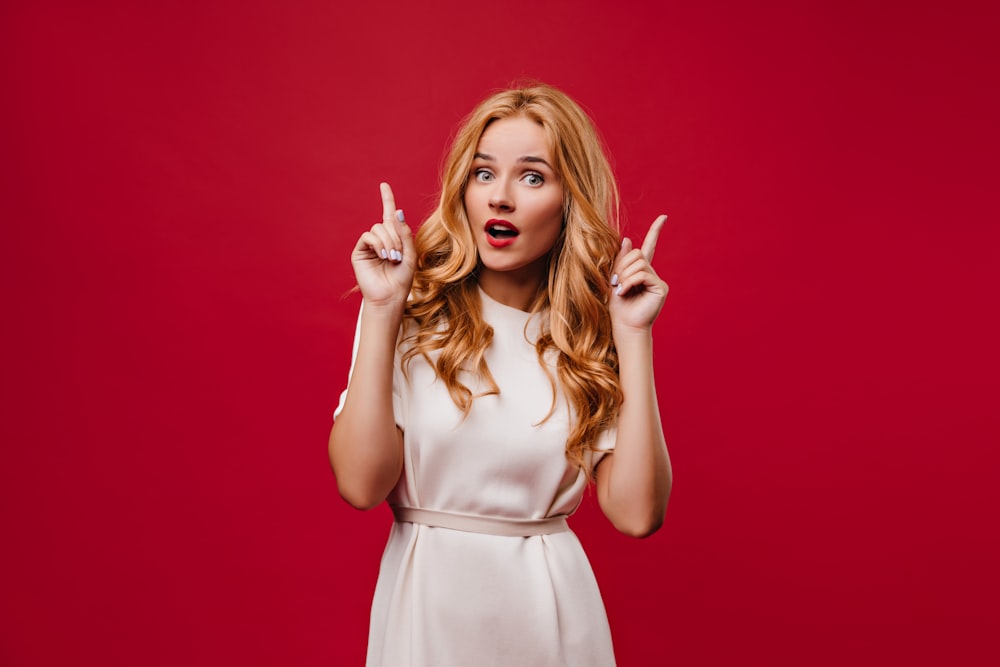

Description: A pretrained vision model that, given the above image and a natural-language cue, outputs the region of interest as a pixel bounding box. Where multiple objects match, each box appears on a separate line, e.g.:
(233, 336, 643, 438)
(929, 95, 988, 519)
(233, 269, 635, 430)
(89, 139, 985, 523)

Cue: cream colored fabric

(391, 505, 570, 537)
(336, 290, 616, 666)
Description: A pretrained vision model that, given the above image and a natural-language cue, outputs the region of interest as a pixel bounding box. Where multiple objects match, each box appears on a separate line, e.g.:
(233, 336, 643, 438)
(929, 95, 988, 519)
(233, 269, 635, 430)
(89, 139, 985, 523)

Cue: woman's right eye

(474, 169, 494, 183)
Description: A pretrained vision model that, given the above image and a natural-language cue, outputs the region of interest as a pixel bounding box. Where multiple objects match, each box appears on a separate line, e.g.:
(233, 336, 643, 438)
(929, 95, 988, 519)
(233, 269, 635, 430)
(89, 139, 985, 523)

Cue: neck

(477, 266, 546, 312)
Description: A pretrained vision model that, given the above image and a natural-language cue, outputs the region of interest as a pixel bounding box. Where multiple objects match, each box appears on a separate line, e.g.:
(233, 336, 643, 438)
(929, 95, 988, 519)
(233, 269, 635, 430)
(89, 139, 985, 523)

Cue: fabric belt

(391, 506, 570, 537)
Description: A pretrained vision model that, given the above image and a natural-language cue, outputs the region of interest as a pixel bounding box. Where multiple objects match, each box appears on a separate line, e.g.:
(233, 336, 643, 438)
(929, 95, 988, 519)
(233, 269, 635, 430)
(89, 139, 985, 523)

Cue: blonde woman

(330, 84, 671, 666)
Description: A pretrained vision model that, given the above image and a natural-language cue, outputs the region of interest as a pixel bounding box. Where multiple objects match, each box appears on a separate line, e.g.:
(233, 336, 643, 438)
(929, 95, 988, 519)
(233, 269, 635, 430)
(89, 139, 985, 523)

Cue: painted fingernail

(615, 285, 624, 296)
(380, 248, 388, 259)
(396, 209, 405, 223)
(611, 273, 619, 287)
(393, 249, 402, 261)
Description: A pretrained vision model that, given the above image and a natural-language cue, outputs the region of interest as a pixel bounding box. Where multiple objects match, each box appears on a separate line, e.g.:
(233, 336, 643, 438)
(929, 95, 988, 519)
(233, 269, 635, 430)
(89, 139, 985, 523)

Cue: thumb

(618, 236, 633, 259)
(396, 209, 415, 254)
(612, 237, 631, 285)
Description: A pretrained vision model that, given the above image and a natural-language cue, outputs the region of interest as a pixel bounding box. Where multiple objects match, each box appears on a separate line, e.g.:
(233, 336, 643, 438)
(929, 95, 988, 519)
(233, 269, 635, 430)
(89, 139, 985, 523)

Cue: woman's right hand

(351, 182, 416, 308)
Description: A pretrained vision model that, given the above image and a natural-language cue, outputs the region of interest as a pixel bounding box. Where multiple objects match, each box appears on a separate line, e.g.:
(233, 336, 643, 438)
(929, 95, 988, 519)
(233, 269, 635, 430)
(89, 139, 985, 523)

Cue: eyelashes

(472, 169, 545, 187)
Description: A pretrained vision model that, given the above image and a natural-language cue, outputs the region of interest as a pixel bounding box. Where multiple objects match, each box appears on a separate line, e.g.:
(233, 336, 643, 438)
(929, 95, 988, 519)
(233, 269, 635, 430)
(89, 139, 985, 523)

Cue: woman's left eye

(523, 173, 544, 186)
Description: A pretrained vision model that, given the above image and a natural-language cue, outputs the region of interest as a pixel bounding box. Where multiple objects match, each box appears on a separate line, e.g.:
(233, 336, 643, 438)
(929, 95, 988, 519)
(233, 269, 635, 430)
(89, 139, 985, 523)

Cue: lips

(485, 219, 519, 248)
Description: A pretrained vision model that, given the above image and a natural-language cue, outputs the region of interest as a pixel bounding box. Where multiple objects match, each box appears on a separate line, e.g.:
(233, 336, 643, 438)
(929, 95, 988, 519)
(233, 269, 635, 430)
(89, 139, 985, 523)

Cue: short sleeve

(595, 424, 617, 453)
(582, 424, 616, 473)
(333, 300, 406, 429)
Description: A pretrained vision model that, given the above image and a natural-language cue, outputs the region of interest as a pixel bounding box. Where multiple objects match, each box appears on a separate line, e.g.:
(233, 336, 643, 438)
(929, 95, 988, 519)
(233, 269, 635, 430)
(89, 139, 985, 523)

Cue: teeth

(488, 225, 518, 238)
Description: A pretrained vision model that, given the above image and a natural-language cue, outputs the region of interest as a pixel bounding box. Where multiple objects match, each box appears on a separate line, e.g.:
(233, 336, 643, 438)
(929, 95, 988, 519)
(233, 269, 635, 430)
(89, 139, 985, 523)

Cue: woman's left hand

(608, 214, 669, 331)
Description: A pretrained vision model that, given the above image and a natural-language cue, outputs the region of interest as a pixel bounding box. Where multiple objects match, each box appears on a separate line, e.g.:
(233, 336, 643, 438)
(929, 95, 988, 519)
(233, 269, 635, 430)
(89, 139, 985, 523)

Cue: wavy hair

(402, 83, 623, 471)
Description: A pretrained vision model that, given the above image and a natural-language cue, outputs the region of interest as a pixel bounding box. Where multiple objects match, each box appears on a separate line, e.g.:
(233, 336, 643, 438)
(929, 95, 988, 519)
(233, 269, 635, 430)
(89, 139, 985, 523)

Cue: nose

(488, 179, 515, 213)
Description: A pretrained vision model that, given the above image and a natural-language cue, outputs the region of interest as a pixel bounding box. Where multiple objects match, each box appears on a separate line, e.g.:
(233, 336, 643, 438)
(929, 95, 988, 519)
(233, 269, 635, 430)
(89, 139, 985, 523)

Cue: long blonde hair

(403, 84, 623, 470)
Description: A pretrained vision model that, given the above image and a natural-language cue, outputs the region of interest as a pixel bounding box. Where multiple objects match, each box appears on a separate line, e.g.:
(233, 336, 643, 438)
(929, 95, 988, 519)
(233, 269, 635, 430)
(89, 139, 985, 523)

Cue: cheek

(463, 187, 483, 217)
(542, 190, 564, 228)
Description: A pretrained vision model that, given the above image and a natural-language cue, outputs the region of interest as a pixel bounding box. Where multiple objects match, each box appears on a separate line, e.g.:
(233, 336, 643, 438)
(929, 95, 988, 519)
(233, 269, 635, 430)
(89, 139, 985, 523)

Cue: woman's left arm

(597, 215, 673, 538)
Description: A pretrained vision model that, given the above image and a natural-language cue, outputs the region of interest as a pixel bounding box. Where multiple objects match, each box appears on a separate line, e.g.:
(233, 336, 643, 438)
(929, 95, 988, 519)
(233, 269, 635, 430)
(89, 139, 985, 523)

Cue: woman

(330, 84, 672, 666)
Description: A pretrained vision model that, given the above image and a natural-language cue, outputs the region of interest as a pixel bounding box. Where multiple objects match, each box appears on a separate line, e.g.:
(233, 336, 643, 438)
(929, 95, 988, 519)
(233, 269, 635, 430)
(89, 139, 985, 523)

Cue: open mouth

(487, 227, 518, 239)
(485, 219, 519, 240)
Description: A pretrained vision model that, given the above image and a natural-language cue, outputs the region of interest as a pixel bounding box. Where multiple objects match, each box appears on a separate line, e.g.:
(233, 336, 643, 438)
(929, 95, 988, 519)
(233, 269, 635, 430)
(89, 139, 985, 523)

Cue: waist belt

(391, 505, 570, 537)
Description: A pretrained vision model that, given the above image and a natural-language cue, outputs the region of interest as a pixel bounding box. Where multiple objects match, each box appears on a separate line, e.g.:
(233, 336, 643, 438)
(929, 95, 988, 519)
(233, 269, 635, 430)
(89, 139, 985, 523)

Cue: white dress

(336, 289, 617, 667)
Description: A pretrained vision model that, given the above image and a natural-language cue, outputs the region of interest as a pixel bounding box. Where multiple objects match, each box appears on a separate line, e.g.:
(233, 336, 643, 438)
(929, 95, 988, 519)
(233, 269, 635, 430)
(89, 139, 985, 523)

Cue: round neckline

(477, 288, 549, 342)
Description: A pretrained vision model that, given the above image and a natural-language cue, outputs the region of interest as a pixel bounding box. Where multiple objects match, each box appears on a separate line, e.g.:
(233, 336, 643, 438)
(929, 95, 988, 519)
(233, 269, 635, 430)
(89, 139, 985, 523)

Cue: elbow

(328, 455, 388, 512)
(611, 487, 671, 539)
(328, 428, 383, 511)
(328, 422, 401, 511)
(336, 480, 386, 512)
(615, 511, 665, 539)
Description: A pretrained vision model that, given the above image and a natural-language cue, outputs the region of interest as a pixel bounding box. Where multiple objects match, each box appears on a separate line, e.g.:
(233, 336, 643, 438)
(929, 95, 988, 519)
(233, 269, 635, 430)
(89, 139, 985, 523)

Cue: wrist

(361, 298, 407, 328)
(612, 322, 654, 344)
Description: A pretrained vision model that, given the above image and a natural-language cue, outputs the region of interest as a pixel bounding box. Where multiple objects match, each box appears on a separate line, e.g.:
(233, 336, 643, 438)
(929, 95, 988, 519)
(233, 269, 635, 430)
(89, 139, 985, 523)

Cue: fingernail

(380, 249, 388, 259)
(396, 209, 405, 223)
(393, 249, 402, 261)
(615, 285, 623, 296)
(611, 274, 619, 287)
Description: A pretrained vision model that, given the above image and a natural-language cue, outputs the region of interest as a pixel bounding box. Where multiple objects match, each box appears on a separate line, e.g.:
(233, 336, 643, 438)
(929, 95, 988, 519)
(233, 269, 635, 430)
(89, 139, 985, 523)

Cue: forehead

(475, 115, 551, 159)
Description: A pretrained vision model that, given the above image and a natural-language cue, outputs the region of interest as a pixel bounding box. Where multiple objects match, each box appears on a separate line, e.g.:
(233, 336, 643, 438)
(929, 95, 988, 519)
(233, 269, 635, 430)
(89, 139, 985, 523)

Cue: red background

(2, 1, 997, 665)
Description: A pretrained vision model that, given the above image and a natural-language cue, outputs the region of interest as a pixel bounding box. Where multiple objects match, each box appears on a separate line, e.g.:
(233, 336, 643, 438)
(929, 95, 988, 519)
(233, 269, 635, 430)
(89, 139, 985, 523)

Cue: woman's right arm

(329, 183, 416, 510)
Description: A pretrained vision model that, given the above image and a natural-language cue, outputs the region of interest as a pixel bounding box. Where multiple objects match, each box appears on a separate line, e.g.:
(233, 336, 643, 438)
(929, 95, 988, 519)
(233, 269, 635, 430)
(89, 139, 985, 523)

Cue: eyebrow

(474, 152, 554, 170)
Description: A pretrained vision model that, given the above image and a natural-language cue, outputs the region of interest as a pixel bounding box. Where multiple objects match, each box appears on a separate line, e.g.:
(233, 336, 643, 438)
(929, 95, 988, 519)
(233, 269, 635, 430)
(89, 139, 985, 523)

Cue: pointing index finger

(380, 182, 397, 224)
(641, 214, 668, 261)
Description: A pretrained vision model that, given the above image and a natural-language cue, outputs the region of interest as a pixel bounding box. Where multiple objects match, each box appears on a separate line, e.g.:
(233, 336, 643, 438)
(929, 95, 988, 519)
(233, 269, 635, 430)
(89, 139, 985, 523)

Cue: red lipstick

(484, 219, 520, 248)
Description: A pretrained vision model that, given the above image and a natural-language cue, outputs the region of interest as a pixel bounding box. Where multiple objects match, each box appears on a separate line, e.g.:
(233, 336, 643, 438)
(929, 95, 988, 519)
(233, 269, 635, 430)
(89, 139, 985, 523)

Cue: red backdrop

(2, 1, 997, 665)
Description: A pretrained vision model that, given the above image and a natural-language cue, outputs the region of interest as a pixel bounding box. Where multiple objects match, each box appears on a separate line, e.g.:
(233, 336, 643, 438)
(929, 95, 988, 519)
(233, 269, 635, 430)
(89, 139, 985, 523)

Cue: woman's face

(464, 115, 564, 284)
